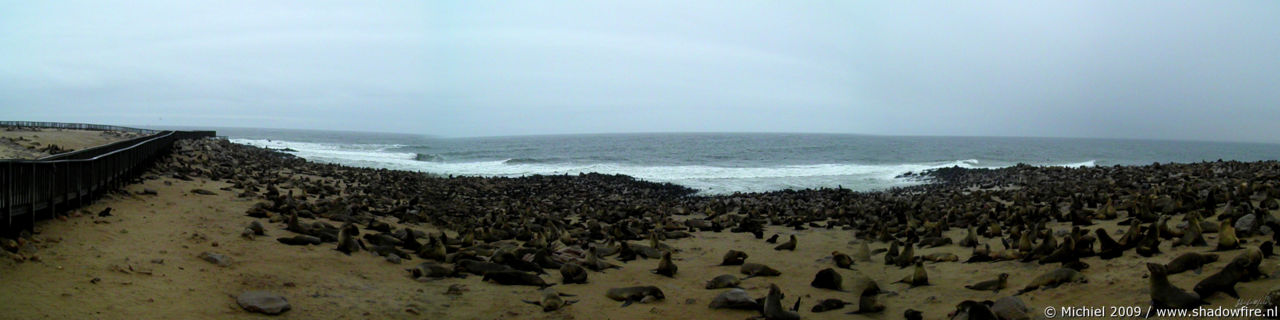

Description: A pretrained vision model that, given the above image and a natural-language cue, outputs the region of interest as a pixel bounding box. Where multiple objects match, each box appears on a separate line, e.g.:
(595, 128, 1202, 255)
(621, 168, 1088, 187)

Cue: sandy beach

(0, 128, 142, 160)
(1, 136, 1278, 320)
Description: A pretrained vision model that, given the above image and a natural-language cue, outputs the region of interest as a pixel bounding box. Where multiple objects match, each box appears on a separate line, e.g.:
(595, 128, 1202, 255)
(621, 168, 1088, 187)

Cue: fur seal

(895, 261, 928, 288)
(774, 235, 796, 251)
(584, 247, 621, 271)
(335, 222, 362, 255)
(740, 263, 782, 278)
(959, 226, 979, 247)
(832, 251, 854, 269)
(766, 234, 780, 243)
(1215, 218, 1240, 251)
(720, 250, 748, 266)
(904, 309, 923, 320)
(606, 286, 664, 307)
(708, 288, 759, 310)
(761, 284, 801, 320)
(407, 262, 457, 279)
(522, 288, 578, 312)
(810, 299, 850, 312)
(705, 274, 742, 289)
(482, 270, 552, 288)
(922, 252, 959, 262)
(884, 240, 900, 266)
(811, 268, 844, 291)
(559, 262, 588, 284)
(965, 273, 1009, 292)
(1016, 268, 1086, 295)
(1193, 259, 1248, 299)
(950, 300, 998, 320)
(1164, 252, 1218, 275)
(1146, 263, 1207, 310)
(456, 259, 515, 276)
(276, 235, 322, 246)
(852, 242, 872, 262)
(652, 251, 677, 277)
(895, 242, 915, 268)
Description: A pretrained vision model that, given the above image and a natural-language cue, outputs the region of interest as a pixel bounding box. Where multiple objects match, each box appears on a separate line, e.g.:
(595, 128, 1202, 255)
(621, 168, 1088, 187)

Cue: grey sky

(2, 1, 1278, 142)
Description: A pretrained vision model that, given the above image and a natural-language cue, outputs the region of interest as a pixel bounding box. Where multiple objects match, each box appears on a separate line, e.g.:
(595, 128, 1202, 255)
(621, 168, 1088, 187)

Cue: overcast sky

(2, 1, 1278, 142)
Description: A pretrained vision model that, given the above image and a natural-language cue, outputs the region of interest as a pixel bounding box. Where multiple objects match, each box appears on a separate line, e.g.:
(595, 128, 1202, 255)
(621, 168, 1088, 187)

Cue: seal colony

(6, 137, 1280, 319)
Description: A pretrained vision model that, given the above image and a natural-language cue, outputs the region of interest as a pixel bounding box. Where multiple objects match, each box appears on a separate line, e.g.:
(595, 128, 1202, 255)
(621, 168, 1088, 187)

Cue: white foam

(228, 139, 1090, 194)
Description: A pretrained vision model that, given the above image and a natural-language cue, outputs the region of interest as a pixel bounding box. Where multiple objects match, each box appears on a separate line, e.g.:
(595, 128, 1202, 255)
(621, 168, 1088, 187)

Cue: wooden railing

(1, 124, 215, 236)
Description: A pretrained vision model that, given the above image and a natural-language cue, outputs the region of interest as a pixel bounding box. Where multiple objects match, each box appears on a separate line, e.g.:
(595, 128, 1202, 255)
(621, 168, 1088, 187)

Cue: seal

(559, 262, 588, 284)
(652, 251, 677, 277)
(482, 270, 552, 288)
(774, 235, 796, 251)
(522, 288, 578, 312)
(407, 262, 457, 279)
(959, 226, 979, 247)
(903, 309, 923, 320)
(1015, 268, 1086, 295)
(708, 288, 758, 310)
(766, 234, 780, 244)
(584, 247, 621, 271)
(810, 299, 850, 312)
(456, 259, 515, 276)
(832, 251, 854, 269)
(705, 274, 742, 289)
(276, 235, 322, 246)
(1146, 263, 1207, 310)
(1215, 217, 1240, 251)
(1193, 259, 1248, 299)
(965, 273, 1009, 292)
(1164, 252, 1218, 275)
(761, 284, 801, 320)
(335, 222, 362, 255)
(895, 242, 915, 268)
(950, 300, 998, 320)
(811, 268, 844, 291)
(720, 250, 748, 266)
(852, 242, 872, 262)
(740, 262, 782, 278)
(895, 261, 928, 288)
(884, 240, 900, 266)
(605, 286, 664, 307)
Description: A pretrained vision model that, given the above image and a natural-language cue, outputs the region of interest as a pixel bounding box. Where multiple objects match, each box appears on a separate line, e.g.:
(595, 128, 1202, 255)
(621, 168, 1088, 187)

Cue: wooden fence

(1, 123, 215, 236)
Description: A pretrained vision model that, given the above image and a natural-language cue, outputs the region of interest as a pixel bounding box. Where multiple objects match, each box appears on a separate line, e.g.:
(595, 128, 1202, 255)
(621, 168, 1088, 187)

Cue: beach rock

(198, 252, 231, 267)
(1235, 214, 1257, 235)
(237, 291, 291, 315)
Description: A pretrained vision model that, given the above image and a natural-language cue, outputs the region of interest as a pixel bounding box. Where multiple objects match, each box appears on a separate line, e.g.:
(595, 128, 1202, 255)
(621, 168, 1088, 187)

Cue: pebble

(198, 252, 231, 267)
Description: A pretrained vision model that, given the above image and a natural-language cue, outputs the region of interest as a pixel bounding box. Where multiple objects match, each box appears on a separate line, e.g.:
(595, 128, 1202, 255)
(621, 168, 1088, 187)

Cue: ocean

(210, 127, 1279, 195)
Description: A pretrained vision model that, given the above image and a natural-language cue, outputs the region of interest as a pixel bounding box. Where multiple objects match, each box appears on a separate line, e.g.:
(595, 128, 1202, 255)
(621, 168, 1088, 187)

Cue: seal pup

(652, 251, 677, 277)
(740, 263, 782, 278)
(559, 262, 588, 284)
(708, 288, 759, 310)
(407, 262, 458, 279)
(810, 299, 850, 312)
(605, 286, 664, 307)
(761, 284, 801, 320)
(1096, 228, 1124, 259)
(766, 234, 780, 244)
(483, 270, 552, 288)
(774, 235, 796, 251)
(895, 261, 928, 288)
(959, 226, 979, 247)
(1146, 263, 1206, 310)
(811, 268, 844, 291)
(584, 247, 621, 271)
(895, 242, 915, 268)
(965, 273, 1009, 292)
(832, 251, 854, 269)
(1193, 259, 1248, 299)
(884, 241, 900, 266)
(720, 250, 748, 266)
(1016, 268, 1086, 295)
(456, 259, 515, 276)
(706, 274, 742, 289)
(522, 288, 578, 312)
(1164, 252, 1218, 275)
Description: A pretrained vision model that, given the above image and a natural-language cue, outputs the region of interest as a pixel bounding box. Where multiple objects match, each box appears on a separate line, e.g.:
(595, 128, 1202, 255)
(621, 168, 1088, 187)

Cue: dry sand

(1, 138, 1278, 319)
(0, 128, 143, 159)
